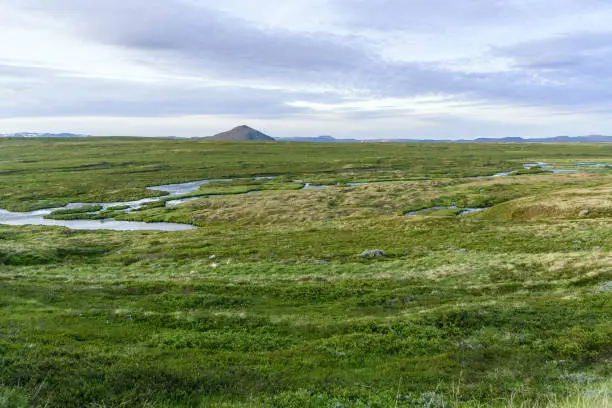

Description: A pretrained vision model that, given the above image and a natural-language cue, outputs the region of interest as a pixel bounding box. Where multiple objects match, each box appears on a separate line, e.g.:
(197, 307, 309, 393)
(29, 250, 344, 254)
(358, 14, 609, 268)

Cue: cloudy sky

(1, 0, 612, 139)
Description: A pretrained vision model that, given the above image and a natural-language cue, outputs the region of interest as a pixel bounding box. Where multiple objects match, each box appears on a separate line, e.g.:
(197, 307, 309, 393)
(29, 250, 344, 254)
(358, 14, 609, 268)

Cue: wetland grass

(0, 139, 610, 407)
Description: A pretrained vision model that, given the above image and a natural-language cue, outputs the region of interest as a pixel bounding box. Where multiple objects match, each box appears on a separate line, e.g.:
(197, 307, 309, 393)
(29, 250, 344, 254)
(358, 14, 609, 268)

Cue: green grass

(2, 137, 612, 211)
(0, 139, 611, 407)
(44, 204, 104, 220)
(147, 179, 307, 205)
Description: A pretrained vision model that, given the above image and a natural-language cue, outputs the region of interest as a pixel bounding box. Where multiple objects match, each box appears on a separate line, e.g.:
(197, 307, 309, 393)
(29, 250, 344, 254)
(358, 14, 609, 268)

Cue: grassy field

(0, 138, 611, 407)
(3, 137, 612, 211)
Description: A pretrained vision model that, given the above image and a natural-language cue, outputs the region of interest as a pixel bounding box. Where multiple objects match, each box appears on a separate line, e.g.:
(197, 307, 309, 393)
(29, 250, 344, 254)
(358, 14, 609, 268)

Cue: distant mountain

(470, 137, 527, 143)
(276, 134, 612, 143)
(362, 135, 612, 143)
(0, 132, 89, 138)
(457, 135, 612, 143)
(276, 135, 361, 143)
(519, 135, 612, 143)
(277, 135, 336, 142)
(206, 125, 275, 141)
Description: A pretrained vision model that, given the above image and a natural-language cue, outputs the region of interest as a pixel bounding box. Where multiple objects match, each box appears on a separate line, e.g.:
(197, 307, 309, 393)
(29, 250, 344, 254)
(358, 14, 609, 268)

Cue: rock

(358, 249, 388, 258)
(596, 281, 612, 293)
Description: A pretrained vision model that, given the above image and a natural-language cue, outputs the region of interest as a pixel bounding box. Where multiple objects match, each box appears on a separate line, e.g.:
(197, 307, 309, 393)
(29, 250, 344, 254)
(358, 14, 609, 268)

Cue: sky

(1, 0, 612, 139)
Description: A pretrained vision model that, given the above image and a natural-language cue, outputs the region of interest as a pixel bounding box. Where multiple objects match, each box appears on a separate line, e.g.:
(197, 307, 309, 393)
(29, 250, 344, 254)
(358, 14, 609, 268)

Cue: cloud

(0, 63, 335, 118)
(487, 31, 612, 107)
(4, 1, 612, 138)
(0, 1, 533, 105)
(6, 1, 491, 110)
(497, 31, 612, 72)
(16, 0, 372, 85)
(17, 0, 612, 109)
(333, 0, 612, 31)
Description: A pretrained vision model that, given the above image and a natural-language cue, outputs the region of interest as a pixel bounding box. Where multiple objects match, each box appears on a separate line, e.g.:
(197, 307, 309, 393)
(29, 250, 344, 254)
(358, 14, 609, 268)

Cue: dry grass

(161, 172, 612, 226)
(179, 181, 439, 225)
(488, 184, 612, 220)
(503, 378, 611, 408)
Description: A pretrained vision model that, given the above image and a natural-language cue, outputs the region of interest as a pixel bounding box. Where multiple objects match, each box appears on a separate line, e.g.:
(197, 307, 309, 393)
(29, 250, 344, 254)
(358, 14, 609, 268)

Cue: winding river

(0, 178, 221, 231)
(0, 209, 195, 231)
(0, 162, 590, 231)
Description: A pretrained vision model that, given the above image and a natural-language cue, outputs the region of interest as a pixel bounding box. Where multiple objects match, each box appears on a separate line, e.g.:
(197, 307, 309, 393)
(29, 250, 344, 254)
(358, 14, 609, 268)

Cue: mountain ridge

(280, 134, 612, 143)
(0, 132, 89, 138)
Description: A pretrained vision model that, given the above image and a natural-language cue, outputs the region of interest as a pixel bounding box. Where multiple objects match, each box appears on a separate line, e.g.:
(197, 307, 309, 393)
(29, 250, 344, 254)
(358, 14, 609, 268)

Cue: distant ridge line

(276, 134, 612, 143)
(0, 132, 89, 138)
(3, 130, 612, 143)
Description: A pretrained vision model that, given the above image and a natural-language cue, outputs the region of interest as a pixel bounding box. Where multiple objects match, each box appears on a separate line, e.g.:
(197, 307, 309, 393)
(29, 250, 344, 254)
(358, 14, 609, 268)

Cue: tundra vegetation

(0, 138, 610, 407)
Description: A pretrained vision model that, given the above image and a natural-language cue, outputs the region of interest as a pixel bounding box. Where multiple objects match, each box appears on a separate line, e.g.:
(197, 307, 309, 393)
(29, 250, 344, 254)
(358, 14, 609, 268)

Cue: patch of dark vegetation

(45, 205, 104, 220)
(112, 163, 173, 174)
(0, 248, 54, 265)
(54, 162, 113, 171)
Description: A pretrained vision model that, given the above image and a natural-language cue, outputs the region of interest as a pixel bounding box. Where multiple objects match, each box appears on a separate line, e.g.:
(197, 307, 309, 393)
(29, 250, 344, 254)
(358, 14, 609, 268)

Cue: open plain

(0, 138, 611, 407)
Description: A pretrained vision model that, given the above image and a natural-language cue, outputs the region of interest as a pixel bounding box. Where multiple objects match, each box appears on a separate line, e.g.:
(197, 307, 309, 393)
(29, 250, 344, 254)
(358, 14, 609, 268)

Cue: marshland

(0, 138, 610, 407)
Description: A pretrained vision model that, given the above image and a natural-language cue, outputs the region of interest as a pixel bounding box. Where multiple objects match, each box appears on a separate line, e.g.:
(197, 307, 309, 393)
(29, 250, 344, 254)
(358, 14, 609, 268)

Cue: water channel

(0, 162, 590, 230)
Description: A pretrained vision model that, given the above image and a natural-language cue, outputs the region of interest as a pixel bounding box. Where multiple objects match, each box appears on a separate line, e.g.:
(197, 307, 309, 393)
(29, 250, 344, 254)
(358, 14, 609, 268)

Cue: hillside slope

(206, 125, 274, 141)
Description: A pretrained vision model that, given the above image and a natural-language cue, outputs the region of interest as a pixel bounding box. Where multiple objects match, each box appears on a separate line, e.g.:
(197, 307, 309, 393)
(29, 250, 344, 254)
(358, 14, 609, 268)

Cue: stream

(0, 162, 590, 230)
(0, 177, 298, 231)
(405, 206, 489, 217)
(0, 209, 196, 231)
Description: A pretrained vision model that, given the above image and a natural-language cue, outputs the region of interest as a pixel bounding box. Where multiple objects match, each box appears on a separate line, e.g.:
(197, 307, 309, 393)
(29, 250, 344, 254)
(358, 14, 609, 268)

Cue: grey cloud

(496, 31, 612, 72)
(335, 0, 510, 30)
(0, 64, 334, 118)
(486, 31, 612, 106)
(358, 29, 612, 109)
(18, 0, 371, 82)
(10, 2, 505, 100)
(2, 2, 538, 97)
(333, 0, 612, 31)
(9, 1, 612, 118)
(355, 55, 612, 110)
